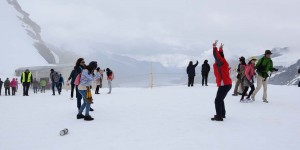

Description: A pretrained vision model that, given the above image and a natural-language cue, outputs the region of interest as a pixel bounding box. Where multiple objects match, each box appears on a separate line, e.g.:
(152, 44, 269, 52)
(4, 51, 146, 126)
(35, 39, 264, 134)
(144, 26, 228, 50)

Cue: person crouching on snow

(106, 68, 114, 94)
(211, 40, 232, 121)
(240, 57, 257, 102)
(77, 61, 98, 121)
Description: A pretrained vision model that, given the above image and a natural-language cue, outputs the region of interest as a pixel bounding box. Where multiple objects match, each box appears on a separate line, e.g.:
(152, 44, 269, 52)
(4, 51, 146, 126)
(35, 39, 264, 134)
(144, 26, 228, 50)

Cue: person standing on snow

(0, 78, 3, 96)
(201, 60, 210, 86)
(10, 78, 17, 96)
(106, 68, 114, 94)
(32, 78, 39, 94)
(251, 50, 278, 103)
(94, 67, 102, 94)
(74, 58, 94, 111)
(4, 78, 11, 96)
(21, 69, 33, 96)
(50, 69, 60, 95)
(211, 40, 232, 121)
(67, 68, 76, 99)
(232, 57, 247, 96)
(186, 60, 199, 87)
(40, 79, 46, 93)
(77, 61, 98, 121)
(240, 57, 257, 102)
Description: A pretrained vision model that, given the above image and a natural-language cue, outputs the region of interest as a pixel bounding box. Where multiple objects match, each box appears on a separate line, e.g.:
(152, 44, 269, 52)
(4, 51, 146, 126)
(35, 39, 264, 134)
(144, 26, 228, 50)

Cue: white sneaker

(70, 98, 73, 100)
(251, 96, 255, 101)
(240, 99, 247, 103)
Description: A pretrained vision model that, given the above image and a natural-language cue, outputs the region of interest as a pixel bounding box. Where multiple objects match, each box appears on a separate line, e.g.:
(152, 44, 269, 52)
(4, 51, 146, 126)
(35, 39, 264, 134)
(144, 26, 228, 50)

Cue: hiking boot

(77, 114, 85, 119)
(84, 115, 94, 121)
(90, 108, 94, 111)
(211, 115, 223, 121)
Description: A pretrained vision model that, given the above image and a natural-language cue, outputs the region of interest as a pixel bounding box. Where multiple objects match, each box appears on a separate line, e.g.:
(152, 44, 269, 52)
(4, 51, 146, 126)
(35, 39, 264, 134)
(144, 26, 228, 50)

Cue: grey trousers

(108, 80, 112, 93)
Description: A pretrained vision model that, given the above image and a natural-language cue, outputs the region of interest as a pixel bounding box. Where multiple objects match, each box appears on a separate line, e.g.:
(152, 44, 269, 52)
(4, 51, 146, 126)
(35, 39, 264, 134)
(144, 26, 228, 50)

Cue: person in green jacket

(251, 50, 278, 103)
(40, 79, 47, 93)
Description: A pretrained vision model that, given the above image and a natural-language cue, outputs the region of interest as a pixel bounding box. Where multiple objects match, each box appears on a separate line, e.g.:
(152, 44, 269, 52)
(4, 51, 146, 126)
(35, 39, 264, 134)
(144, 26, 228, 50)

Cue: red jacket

(213, 46, 232, 87)
(10, 78, 17, 87)
(245, 63, 256, 81)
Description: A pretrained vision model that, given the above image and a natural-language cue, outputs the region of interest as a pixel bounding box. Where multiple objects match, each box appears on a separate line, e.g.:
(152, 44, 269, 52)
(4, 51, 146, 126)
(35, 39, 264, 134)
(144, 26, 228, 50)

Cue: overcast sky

(18, 0, 300, 67)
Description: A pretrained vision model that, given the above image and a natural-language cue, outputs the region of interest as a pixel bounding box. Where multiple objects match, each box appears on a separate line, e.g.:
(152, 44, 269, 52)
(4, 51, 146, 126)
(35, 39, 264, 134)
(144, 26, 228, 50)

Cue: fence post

(150, 62, 153, 88)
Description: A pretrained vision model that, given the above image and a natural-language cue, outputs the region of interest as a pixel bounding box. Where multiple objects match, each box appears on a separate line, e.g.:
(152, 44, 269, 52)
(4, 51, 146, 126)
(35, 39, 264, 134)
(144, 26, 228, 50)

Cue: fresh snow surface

(0, 84, 299, 150)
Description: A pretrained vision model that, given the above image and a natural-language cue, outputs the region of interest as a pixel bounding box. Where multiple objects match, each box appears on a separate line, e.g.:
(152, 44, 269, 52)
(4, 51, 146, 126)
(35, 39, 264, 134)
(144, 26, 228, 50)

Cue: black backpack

(298, 69, 300, 74)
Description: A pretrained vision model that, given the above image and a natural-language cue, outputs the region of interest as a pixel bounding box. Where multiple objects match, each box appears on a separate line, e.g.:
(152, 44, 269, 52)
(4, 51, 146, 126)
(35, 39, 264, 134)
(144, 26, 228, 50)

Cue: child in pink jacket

(10, 78, 17, 96)
(241, 57, 257, 102)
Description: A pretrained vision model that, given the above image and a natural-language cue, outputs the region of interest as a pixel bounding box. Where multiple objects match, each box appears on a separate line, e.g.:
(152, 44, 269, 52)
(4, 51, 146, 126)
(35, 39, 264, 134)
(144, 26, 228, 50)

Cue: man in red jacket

(211, 40, 232, 121)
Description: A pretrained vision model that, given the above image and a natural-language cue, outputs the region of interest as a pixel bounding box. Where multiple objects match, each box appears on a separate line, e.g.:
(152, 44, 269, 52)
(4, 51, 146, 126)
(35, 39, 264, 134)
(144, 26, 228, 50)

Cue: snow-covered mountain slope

(0, 0, 60, 75)
(0, 85, 299, 150)
(263, 47, 300, 85)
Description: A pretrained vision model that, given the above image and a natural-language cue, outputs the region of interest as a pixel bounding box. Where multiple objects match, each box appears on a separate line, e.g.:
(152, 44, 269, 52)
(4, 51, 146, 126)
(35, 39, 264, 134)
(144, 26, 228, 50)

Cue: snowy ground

(0, 84, 299, 150)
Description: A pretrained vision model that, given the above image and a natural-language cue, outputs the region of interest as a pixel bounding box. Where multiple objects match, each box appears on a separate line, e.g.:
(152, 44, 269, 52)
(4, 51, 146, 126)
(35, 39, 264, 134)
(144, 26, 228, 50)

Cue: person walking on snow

(240, 57, 257, 102)
(201, 60, 210, 86)
(50, 69, 60, 95)
(10, 78, 17, 96)
(58, 74, 64, 94)
(77, 61, 98, 121)
(232, 57, 247, 96)
(0, 78, 3, 96)
(4, 78, 11, 96)
(21, 69, 33, 96)
(251, 50, 278, 103)
(186, 60, 199, 87)
(211, 40, 232, 121)
(106, 68, 114, 94)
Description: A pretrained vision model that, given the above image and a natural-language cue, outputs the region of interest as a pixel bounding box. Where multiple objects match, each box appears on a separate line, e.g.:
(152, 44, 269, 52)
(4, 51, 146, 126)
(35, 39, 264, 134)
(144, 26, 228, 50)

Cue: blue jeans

(78, 90, 90, 116)
(52, 82, 59, 95)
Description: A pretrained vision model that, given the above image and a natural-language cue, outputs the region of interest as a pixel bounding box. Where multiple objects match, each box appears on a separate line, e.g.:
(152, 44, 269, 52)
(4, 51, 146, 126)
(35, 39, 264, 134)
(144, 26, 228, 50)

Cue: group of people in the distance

(67, 58, 114, 121)
(186, 60, 211, 87)
(0, 77, 18, 96)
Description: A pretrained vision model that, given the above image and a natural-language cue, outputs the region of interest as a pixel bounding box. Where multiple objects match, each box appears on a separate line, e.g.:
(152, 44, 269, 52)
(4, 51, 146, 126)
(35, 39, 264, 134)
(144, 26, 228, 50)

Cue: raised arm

(213, 41, 225, 65)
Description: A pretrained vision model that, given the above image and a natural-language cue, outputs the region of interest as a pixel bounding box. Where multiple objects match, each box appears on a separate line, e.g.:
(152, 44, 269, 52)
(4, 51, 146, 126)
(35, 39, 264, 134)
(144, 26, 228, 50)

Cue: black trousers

(188, 76, 195, 87)
(202, 74, 208, 86)
(95, 85, 100, 94)
(241, 85, 255, 100)
(5, 87, 10, 95)
(58, 83, 63, 93)
(215, 85, 232, 117)
(11, 87, 16, 95)
(23, 83, 30, 96)
(0, 86, 2, 95)
(70, 84, 75, 98)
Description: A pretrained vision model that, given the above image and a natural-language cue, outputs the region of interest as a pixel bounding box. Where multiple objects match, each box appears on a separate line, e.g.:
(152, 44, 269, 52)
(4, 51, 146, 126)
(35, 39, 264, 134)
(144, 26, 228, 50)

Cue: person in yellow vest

(21, 69, 33, 96)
